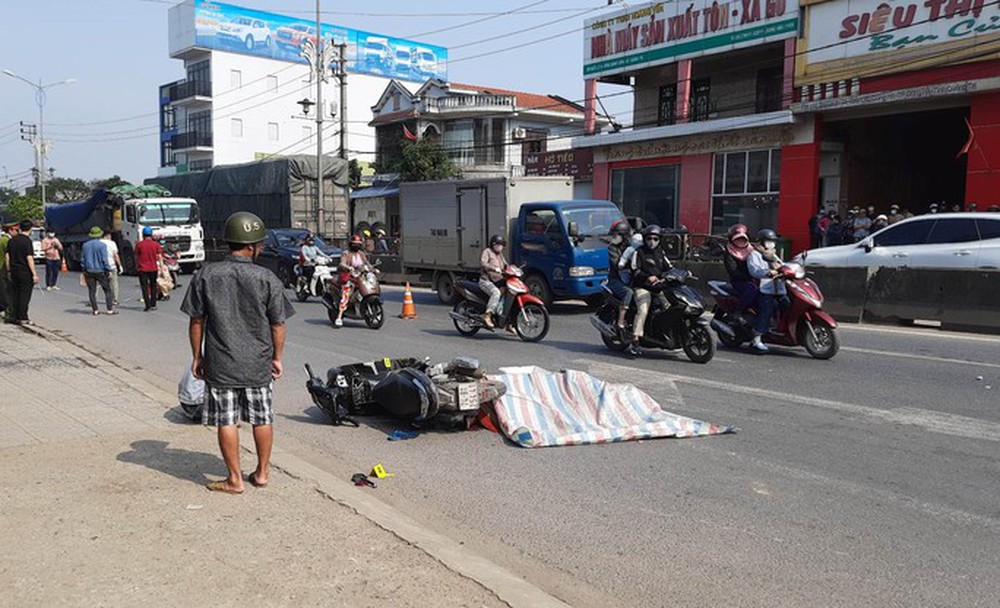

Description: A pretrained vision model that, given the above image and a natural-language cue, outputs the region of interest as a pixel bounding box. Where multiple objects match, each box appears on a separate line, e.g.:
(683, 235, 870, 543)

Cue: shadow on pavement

(116, 439, 223, 486)
(281, 406, 331, 425)
(162, 407, 200, 425)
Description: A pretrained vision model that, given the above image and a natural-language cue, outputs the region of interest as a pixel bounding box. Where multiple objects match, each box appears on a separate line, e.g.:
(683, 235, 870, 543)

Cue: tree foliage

(348, 159, 363, 190)
(387, 139, 461, 182)
(89, 175, 132, 191)
(4, 195, 43, 222)
(26, 177, 90, 203)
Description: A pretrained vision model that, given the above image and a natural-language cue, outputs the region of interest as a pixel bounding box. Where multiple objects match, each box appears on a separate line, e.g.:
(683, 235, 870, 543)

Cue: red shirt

(135, 239, 163, 272)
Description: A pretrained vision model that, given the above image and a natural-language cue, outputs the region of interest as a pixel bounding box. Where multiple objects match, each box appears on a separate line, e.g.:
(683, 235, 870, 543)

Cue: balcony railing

(171, 131, 213, 150)
(423, 94, 516, 113)
(168, 79, 212, 103)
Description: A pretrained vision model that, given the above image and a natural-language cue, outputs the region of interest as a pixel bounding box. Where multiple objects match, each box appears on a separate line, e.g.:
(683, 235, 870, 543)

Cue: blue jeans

(731, 280, 758, 313)
(754, 294, 790, 335)
(45, 259, 61, 288)
(607, 278, 633, 309)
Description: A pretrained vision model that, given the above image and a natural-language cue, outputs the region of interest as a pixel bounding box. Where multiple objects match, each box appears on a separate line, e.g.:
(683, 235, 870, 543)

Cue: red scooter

(707, 262, 840, 359)
(449, 265, 550, 342)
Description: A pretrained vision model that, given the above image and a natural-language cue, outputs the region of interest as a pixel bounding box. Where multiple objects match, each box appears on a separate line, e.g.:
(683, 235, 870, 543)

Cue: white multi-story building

(159, 0, 447, 175)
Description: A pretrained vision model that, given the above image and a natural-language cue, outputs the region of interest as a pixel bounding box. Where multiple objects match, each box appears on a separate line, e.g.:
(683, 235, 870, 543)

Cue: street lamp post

(3, 70, 76, 205)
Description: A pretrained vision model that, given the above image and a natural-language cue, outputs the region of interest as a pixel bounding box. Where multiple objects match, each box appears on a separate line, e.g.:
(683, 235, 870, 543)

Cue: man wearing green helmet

(181, 211, 295, 495)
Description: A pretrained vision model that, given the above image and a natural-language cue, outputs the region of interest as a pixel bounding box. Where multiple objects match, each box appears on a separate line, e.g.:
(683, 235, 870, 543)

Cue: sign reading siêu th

(584, 0, 799, 78)
(808, 0, 1000, 63)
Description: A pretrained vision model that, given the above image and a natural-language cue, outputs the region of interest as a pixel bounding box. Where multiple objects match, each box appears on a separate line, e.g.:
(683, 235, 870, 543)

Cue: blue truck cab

(511, 200, 625, 306)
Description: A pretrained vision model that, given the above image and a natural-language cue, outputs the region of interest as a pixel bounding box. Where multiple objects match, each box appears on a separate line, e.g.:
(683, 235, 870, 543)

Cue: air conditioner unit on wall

(512, 127, 526, 139)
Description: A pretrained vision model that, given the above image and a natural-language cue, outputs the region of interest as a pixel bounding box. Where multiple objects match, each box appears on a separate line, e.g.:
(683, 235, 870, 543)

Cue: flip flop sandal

(247, 473, 268, 488)
(206, 480, 244, 494)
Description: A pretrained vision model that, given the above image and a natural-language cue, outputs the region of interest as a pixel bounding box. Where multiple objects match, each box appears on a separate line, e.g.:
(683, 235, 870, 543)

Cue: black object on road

(351, 473, 376, 488)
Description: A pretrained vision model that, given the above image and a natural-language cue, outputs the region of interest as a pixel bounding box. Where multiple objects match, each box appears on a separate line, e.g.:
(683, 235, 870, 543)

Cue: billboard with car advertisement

(583, 0, 799, 78)
(191, 0, 447, 82)
(800, 0, 1000, 84)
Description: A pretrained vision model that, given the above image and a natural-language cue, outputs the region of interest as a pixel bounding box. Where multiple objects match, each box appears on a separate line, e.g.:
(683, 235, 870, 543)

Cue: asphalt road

(21, 274, 1000, 607)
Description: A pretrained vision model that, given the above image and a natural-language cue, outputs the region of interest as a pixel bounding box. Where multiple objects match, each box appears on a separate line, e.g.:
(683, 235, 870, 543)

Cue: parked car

(218, 17, 272, 51)
(796, 213, 1000, 270)
(362, 36, 394, 72)
(275, 23, 316, 53)
(29, 226, 45, 262)
(256, 229, 341, 288)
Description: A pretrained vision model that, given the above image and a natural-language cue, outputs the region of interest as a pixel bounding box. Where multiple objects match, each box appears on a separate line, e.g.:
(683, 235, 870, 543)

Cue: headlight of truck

(568, 266, 595, 277)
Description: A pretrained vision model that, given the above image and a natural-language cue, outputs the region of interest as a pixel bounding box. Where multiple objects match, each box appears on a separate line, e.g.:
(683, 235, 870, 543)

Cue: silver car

(797, 213, 1000, 270)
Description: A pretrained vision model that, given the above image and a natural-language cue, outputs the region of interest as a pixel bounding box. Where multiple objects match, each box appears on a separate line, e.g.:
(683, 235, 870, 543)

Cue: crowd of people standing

(809, 201, 1000, 249)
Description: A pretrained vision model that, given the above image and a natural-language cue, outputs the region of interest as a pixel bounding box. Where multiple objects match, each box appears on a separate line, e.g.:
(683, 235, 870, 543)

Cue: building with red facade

(579, 0, 1000, 252)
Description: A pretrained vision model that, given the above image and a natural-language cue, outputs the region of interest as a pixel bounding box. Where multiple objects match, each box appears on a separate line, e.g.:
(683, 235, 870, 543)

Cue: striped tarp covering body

(493, 366, 735, 448)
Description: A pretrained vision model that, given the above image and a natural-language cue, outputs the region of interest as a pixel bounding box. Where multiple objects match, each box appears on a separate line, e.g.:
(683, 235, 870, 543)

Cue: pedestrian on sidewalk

(81, 227, 116, 315)
(102, 230, 122, 305)
(181, 211, 294, 495)
(4, 220, 39, 325)
(0, 216, 16, 320)
(41, 230, 64, 291)
(135, 227, 162, 311)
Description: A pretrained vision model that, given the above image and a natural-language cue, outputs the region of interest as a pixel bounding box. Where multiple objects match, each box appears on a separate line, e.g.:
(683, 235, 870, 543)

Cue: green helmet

(224, 211, 266, 244)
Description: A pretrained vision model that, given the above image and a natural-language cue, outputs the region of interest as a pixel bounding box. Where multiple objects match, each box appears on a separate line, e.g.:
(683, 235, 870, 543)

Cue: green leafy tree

(348, 159, 363, 190)
(0, 186, 18, 207)
(89, 175, 132, 191)
(5, 195, 43, 222)
(26, 177, 90, 202)
(388, 139, 461, 182)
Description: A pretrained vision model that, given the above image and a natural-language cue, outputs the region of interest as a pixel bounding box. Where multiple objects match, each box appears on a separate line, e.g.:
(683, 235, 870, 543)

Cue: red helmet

(350, 234, 363, 246)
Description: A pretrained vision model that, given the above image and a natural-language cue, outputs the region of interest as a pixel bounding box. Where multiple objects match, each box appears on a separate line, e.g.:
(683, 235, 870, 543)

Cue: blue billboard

(192, 0, 447, 82)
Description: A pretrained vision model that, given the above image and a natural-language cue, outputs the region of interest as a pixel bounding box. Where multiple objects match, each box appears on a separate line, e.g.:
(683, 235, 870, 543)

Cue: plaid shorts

(204, 384, 274, 427)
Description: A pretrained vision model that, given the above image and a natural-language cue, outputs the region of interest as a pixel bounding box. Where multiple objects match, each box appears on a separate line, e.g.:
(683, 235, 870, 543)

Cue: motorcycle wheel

(798, 318, 840, 360)
(515, 303, 550, 343)
(598, 305, 625, 352)
(452, 300, 480, 336)
(683, 324, 716, 364)
(327, 307, 339, 327)
(717, 329, 742, 348)
(295, 286, 310, 302)
(363, 299, 385, 329)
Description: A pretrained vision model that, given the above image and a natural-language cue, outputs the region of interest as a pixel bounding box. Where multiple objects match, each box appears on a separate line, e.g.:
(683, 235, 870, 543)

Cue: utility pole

(19, 122, 38, 195)
(3, 70, 75, 205)
(337, 43, 348, 161)
(315, 0, 324, 237)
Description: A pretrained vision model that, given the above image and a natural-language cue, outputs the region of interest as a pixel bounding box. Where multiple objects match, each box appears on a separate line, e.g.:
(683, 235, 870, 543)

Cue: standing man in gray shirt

(181, 212, 294, 495)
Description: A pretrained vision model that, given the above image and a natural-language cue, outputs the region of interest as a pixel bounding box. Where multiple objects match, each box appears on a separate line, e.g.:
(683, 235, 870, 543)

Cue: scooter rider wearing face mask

(605, 220, 634, 337)
(746, 228, 787, 353)
(628, 225, 673, 357)
(334, 234, 371, 327)
(479, 234, 508, 329)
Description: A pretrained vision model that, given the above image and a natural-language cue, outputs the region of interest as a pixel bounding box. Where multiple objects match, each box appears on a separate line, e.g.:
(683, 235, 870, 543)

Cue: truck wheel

(180, 263, 199, 275)
(435, 272, 456, 305)
(524, 273, 553, 308)
(121, 247, 137, 276)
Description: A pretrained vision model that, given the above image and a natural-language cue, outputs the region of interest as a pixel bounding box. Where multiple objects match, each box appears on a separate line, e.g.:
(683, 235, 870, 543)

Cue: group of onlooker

(809, 201, 1000, 248)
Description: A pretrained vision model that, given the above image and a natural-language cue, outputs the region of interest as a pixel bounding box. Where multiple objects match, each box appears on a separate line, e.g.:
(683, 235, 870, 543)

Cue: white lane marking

(841, 346, 1000, 370)
(839, 323, 1000, 344)
(580, 360, 1000, 443)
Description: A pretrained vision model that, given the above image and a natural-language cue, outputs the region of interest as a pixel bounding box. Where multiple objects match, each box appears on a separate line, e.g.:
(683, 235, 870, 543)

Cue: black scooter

(590, 267, 715, 363)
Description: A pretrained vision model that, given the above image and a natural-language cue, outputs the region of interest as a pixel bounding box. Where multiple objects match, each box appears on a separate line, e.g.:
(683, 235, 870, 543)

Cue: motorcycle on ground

(449, 265, 550, 343)
(590, 267, 716, 363)
(321, 261, 385, 329)
(295, 255, 336, 302)
(707, 262, 840, 359)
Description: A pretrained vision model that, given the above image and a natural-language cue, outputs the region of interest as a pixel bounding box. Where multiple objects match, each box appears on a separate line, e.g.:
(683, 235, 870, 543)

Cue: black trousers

(85, 272, 114, 312)
(8, 270, 34, 321)
(0, 272, 8, 313)
(138, 271, 158, 309)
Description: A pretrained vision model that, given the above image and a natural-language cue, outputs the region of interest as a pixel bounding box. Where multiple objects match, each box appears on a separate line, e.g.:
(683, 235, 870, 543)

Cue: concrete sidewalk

(0, 322, 561, 608)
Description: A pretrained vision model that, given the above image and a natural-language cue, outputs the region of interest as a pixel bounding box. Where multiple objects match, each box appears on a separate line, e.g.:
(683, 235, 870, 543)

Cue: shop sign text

(585, 0, 799, 77)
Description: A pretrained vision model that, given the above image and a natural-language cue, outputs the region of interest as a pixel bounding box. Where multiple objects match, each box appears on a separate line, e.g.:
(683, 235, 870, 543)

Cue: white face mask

(764, 240, 776, 251)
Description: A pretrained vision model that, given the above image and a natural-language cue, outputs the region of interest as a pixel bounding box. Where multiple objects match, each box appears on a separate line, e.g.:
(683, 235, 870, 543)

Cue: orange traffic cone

(61, 257, 68, 273)
(399, 282, 417, 319)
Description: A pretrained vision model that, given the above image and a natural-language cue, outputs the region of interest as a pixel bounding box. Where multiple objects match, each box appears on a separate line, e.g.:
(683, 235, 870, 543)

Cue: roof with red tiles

(447, 82, 584, 116)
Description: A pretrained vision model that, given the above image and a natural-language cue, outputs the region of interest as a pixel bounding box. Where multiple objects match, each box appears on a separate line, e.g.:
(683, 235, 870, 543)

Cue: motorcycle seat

(458, 280, 487, 299)
(707, 280, 736, 297)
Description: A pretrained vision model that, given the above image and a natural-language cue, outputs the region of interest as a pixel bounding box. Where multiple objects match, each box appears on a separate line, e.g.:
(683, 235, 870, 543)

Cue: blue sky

(0, 0, 631, 188)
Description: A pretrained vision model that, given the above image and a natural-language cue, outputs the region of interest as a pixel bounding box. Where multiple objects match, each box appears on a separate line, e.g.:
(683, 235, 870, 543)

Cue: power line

(405, 0, 552, 39)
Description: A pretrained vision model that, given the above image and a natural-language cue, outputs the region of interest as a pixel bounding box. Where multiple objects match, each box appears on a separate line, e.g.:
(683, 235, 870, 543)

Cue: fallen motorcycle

(449, 265, 549, 343)
(304, 356, 504, 429)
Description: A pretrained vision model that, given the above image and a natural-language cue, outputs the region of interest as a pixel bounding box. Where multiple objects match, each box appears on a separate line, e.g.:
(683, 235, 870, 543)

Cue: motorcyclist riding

(479, 234, 508, 329)
(605, 220, 634, 337)
(334, 234, 372, 327)
(746, 228, 787, 353)
(300, 235, 320, 283)
(722, 224, 757, 326)
(628, 225, 673, 357)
